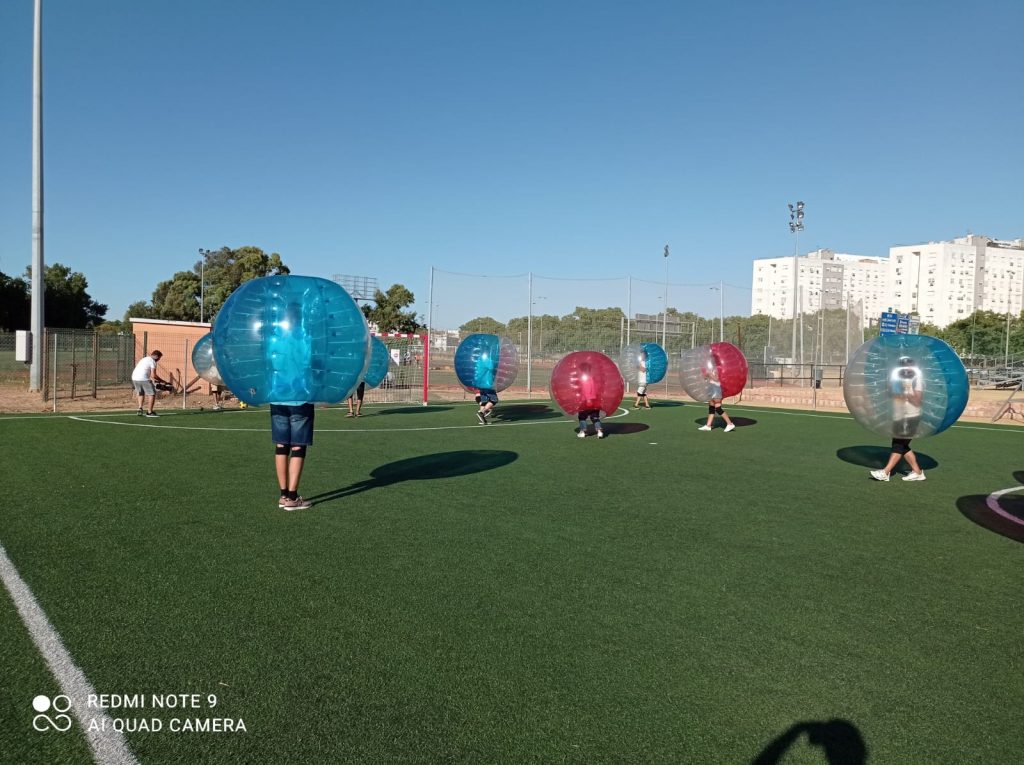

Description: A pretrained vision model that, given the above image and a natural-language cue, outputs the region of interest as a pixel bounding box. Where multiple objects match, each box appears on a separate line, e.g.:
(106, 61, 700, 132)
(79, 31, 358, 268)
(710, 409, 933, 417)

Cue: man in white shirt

(130, 350, 167, 417)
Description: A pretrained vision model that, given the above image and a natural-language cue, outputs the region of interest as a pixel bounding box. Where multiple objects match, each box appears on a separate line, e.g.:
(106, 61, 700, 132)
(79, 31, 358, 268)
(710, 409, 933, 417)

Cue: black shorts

(891, 438, 912, 455)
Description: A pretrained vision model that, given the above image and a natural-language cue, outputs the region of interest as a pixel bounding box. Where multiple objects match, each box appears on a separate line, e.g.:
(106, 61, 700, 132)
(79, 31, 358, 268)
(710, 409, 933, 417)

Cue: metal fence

(40, 329, 136, 402)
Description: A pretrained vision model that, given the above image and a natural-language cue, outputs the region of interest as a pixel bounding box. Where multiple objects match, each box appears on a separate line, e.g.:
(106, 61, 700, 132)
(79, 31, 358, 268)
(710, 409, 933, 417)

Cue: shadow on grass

(836, 445, 938, 471)
(956, 471, 1024, 543)
(373, 405, 453, 415)
(691, 417, 758, 429)
(601, 422, 650, 436)
(752, 719, 867, 765)
(491, 403, 561, 422)
(308, 450, 518, 506)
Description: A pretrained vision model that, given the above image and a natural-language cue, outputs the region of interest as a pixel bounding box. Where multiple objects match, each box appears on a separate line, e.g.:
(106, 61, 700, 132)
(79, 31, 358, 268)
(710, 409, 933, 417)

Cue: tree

(23, 263, 108, 328)
(459, 317, 506, 335)
(126, 246, 289, 323)
(362, 284, 421, 333)
(0, 271, 30, 330)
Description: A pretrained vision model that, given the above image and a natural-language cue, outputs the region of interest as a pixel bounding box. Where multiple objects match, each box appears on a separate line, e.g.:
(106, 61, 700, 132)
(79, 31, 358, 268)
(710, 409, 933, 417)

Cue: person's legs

(872, 439, 911, 480)
(287, 447, 305, 492)
(136, 388, 145, 413)
(721, 407, 735, 432)
(280, 404, 314, 508)
(275, 445, 290, 504)
(346, 396, 355, 416)
(577, 412, 588, 437)
(593, 414, 604, 438)
(355, 382, 365, 415)
(145, 393, 156, 415)
(700, 402, 717, 430)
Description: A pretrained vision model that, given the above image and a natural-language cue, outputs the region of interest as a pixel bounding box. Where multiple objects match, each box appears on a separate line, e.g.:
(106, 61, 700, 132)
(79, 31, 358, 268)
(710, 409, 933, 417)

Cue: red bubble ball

(549, 351, 625, 417)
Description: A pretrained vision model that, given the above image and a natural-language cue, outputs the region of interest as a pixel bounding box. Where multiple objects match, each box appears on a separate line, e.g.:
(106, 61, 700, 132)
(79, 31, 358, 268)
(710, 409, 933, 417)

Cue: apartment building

(888, 235, 1023, 327)
(752, 235, 1023, 328)
(751, 249, 886, 325)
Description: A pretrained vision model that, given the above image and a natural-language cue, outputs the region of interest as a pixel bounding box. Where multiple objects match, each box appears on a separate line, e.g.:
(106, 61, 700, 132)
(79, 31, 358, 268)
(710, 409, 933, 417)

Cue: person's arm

(149, 360, 168, 385)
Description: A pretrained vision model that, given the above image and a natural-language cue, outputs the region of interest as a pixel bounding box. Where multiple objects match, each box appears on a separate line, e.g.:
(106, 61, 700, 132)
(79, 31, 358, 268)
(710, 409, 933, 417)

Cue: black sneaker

(144, 412, 159, 418)
(476, 411, 486, 425)
(137, 408, 144, 416)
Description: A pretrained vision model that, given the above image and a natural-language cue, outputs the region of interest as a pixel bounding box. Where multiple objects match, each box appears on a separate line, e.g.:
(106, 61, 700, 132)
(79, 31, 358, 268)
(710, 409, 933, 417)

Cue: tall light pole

(710, 283, 724, 342)
(29, 0, 44, 391)
(534, 296, 547, 356)
(788, 201, 804, 365)
(662, 245, 669, 348)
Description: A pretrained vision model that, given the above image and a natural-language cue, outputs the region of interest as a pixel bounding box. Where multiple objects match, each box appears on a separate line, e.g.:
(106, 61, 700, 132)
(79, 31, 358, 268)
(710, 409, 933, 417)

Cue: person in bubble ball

(697, 359, 735, 432)
(870, 356, 926, 482)
(576, 361, 605, 439)
(633, 348, 652, 410)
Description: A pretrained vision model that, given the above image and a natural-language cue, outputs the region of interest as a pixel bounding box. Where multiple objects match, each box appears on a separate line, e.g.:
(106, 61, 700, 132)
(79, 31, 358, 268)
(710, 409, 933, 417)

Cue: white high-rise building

(751, 249, 885, 326)
(888, 235, 1023, 327)
(752, 235, 1023, 329)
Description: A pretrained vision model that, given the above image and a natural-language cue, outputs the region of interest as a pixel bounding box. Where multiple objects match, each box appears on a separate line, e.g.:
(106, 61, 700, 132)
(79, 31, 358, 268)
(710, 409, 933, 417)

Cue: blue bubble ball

(363, 336, 392, 389)
(843, 334, 968, 439)
(620, 342, 668, 386)
(212, 275, 370, 406)
(453, 334, 519, 392)
(191, 333, 224, 386)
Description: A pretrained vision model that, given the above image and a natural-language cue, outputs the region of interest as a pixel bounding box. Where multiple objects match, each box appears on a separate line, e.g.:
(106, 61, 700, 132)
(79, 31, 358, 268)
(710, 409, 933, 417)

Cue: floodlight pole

(29, 0, 45, 392)
(197, 248, 208, 323)
(788, 201, 805, 368)
(719, 279, 724, 342)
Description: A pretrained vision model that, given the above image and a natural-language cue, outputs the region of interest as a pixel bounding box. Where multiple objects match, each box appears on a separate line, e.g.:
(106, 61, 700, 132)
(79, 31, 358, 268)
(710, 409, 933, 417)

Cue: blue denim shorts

(270, 403, 315, 445)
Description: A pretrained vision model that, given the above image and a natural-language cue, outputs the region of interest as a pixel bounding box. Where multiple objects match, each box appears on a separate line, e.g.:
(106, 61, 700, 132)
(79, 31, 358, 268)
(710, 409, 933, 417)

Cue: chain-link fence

(39, 329, 136, 402)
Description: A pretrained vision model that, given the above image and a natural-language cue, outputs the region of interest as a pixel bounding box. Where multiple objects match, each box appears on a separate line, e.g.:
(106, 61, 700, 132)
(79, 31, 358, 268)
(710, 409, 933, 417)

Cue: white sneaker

(597, 430, 604, 439)
(724, 423, 736, 432)
(698, 425, 712, 431)
(870, 469, 890, 482)
(577, 430, 586, 438)
(902, 472, 926, 481)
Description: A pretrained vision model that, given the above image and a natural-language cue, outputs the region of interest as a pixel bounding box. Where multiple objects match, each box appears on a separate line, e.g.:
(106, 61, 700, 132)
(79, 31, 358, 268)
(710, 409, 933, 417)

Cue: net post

(421, 333, 429, 405)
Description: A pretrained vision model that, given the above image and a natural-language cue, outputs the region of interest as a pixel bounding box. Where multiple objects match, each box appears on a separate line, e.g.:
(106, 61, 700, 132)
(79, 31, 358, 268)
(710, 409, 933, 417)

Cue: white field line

(986, 485, 1024, 527)
(3, 402, 1018, 434)
(0, 542, 138, 764)
(66, 407, 631, 433)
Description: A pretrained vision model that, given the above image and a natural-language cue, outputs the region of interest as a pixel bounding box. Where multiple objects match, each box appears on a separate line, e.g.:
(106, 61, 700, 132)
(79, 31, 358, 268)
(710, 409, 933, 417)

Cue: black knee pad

(275, 444, 289, 455)
(708, 405, 716, 415)
(290, 445, 307, 458)
(715, 407, 724, 415)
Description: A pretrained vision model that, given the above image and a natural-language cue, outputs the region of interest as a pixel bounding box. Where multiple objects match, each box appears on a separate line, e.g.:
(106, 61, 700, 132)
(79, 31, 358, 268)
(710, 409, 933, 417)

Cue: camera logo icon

(32, 694, 73, 732)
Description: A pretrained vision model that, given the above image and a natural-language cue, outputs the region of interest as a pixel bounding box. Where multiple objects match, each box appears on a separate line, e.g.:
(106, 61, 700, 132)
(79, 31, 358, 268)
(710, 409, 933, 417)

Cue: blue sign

(896, 314, 911, 334)
(879, 311, 899, 335)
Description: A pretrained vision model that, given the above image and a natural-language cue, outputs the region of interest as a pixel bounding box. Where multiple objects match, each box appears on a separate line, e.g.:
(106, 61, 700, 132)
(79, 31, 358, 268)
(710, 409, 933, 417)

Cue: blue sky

(1, 0, 1021, 328)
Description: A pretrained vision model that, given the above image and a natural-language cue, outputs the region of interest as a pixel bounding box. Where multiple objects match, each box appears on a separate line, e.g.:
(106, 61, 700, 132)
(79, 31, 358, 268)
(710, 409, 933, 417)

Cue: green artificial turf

(0, 402, 1021, 763)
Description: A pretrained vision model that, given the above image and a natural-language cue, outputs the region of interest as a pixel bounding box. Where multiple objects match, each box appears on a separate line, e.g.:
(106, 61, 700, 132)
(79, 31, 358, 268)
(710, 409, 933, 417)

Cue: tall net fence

(364, 334, 427, 405)
(426, 269, 872, 400)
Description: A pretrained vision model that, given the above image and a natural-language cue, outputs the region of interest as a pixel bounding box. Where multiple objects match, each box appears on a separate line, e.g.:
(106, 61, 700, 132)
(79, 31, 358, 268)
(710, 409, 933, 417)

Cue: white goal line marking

(0, 541, 138, 764)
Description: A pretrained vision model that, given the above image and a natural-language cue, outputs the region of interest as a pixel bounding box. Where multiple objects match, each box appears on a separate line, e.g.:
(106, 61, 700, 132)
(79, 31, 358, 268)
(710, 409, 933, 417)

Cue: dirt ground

(0, 385, 224, 414)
